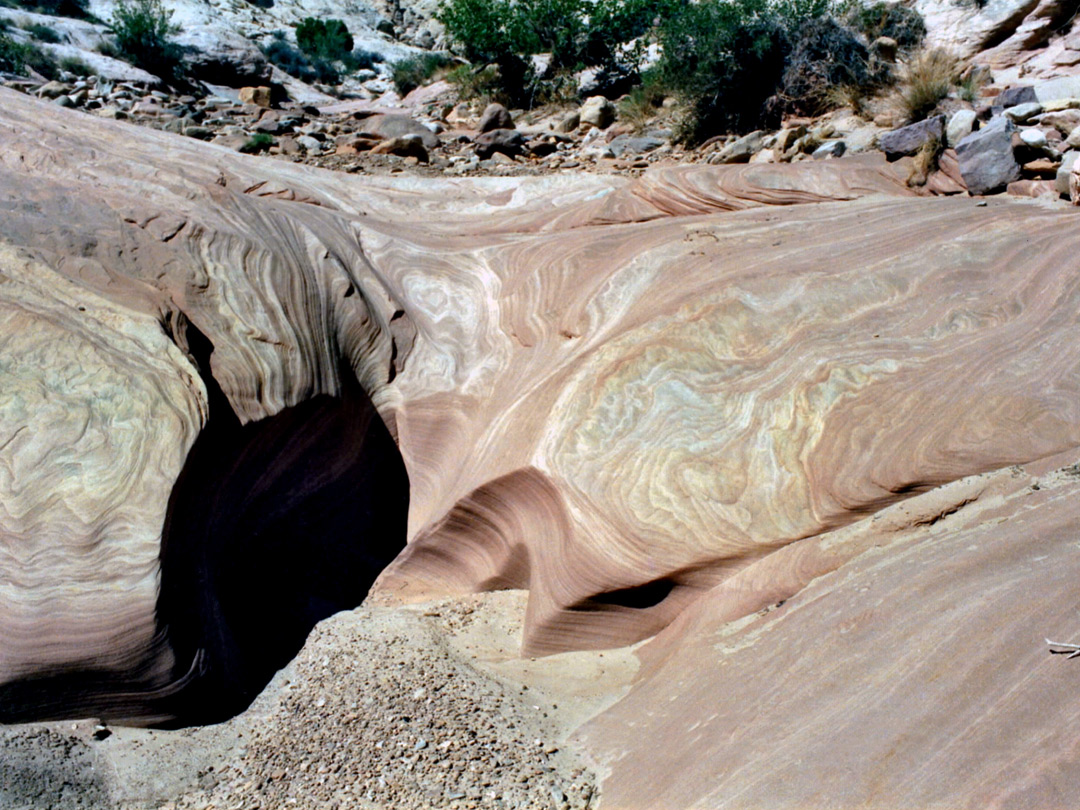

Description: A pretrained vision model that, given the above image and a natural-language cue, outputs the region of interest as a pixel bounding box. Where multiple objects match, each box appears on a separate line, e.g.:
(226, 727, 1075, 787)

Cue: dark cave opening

(588, 578, 676, 610)
(152, 323, 409, 726)
(0, 322, 409, 727)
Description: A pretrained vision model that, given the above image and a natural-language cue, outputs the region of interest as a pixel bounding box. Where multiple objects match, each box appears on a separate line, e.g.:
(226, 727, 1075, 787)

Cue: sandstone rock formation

(3, 81, 1080, 755)
(581, 457, 1080, 808)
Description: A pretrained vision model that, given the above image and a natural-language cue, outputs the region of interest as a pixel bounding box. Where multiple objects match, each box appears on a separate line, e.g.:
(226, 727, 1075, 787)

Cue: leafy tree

(295, 18, 353, 62)
(654, 0, 792, 140)
(0, 32, 27, 72)
(110, 0, 183, 80)
(0, 31, 58, 77)
(262, 30, 339, 84)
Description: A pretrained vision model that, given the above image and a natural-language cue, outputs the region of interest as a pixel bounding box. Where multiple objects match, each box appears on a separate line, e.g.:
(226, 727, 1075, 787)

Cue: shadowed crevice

(0, 321, 409, 727)
(152, 321, 409, 727)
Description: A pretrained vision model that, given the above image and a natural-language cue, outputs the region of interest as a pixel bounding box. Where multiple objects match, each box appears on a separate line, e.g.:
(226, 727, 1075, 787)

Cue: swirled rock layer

(580, 457, 1080, 808)
(2, 86, 1080, 723)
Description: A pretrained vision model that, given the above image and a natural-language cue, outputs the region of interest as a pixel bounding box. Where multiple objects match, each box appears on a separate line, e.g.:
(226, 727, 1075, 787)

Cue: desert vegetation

(436, 0, 933, 142)
(0, 28, 57, 76)
(391, 51, 451, 94)
(0, 0, 90, 18)
(263, 18, 385, 85)
(110, 0, 183, 80)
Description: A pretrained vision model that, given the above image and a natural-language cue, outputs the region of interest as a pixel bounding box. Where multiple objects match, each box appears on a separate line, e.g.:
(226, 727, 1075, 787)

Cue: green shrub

(775, 16, 884, 117)
(344, 47, 382, 72)
(391, 51, 450, 95)
(437, 0, 676, 71)
(10, 0, 89, 19)
(844, 1, 925, 49)
(111, 0, 183, 80)
(22, 38, 56, 76)
(446, 62, 502, 101)
(436, 0, 510, 64)
(295, 17, 352, 61)
(262, 30, 339, 84)
(653, 0, 902, 141)
(239, 132, 274, 153)
(59, 54, 90, 74)
(957, 67, 987, 102)
(0, 32, 58, 76)
(0, 30, 25, 71)
(95, 37, 120, 58)
(654, 0, 795, 142)
(437, 0, 677, 107)
(24, 22, 60, 42)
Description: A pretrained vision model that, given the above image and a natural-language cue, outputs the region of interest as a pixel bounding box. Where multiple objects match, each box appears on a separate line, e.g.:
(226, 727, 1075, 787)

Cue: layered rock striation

(2, 86, 1080, 728)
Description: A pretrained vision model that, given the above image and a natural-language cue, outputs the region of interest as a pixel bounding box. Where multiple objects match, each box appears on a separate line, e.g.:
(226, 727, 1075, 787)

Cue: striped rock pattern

(2, 87, 1080, 723)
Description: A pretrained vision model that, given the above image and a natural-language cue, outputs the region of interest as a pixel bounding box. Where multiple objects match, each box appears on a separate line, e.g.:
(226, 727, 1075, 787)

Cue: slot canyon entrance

(153, 324, 410, 726)
(0, 322, 409, 727)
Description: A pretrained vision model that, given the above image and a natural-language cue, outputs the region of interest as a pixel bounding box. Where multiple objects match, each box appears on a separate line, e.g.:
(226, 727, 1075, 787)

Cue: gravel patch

(172, 603, 598, 810)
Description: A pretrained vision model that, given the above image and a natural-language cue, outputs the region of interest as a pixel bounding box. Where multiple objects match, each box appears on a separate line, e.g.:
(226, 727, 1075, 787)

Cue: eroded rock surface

(581, 458, 1080, 808)
(2, 83, 1080, 766)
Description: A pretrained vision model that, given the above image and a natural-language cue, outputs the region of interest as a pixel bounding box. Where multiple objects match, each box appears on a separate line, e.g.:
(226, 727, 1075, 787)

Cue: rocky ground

(0, 592, 638, 810)
(4, 63, 1080, 200)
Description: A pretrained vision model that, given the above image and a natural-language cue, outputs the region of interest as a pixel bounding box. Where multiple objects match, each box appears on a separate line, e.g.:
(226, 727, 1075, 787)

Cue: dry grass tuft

(825, 83, 874, 119)
(907, 134, 944, 186)
(895, 48, 960, 123)
(618, 83, 667, 133)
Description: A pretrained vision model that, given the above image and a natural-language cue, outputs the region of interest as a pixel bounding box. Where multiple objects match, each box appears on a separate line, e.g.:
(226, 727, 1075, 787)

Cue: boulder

(1019, 128, 1049, 148)
(946, 110, 978, 147)
(955, 117, 1022, 195)
(358, 114, 440, 149)
(1006, 179, 1058, 197)
(296, 135, 326, 153)
(927, 148, 967, 194)
(579, 96, 616, 130)
(1021, 157, 1059, 176)
(336, 134, 383, 155)
(473, 128, 525, 159)
(1032, 108, 1080, 135)
(36, 81, 72, 99)
(1033, 76, 1080, 104)
(210, 133, 250, 151)
(525, 138, 559, 157)
(710, 131, 765, 164)
(993, 86, 1037, 114)
(253, 117, 287, 135)
(1003, 102, 1043, 123)
(812, 140, 847, 159)
(607, 134, 665, 157)
(774, 126, 806, 154)
(1071, 158, 1080, 204)
(477, 103, 513, 134)
(1041, 98, 1080, 112)
(370, 134, 429, 162)
(879, 115, 945, 159)
(238, 86, 272, 109)
(182, 41, 271, 87)
(1067, 125, 1080, 149)
(870, 36, 898, 62)
(1061, 151, 1080, 196)
(557, 112, 580, 133)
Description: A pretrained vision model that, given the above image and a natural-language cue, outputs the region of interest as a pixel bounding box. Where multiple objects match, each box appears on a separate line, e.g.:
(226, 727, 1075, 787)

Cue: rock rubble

(171, 605, 598, 810)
